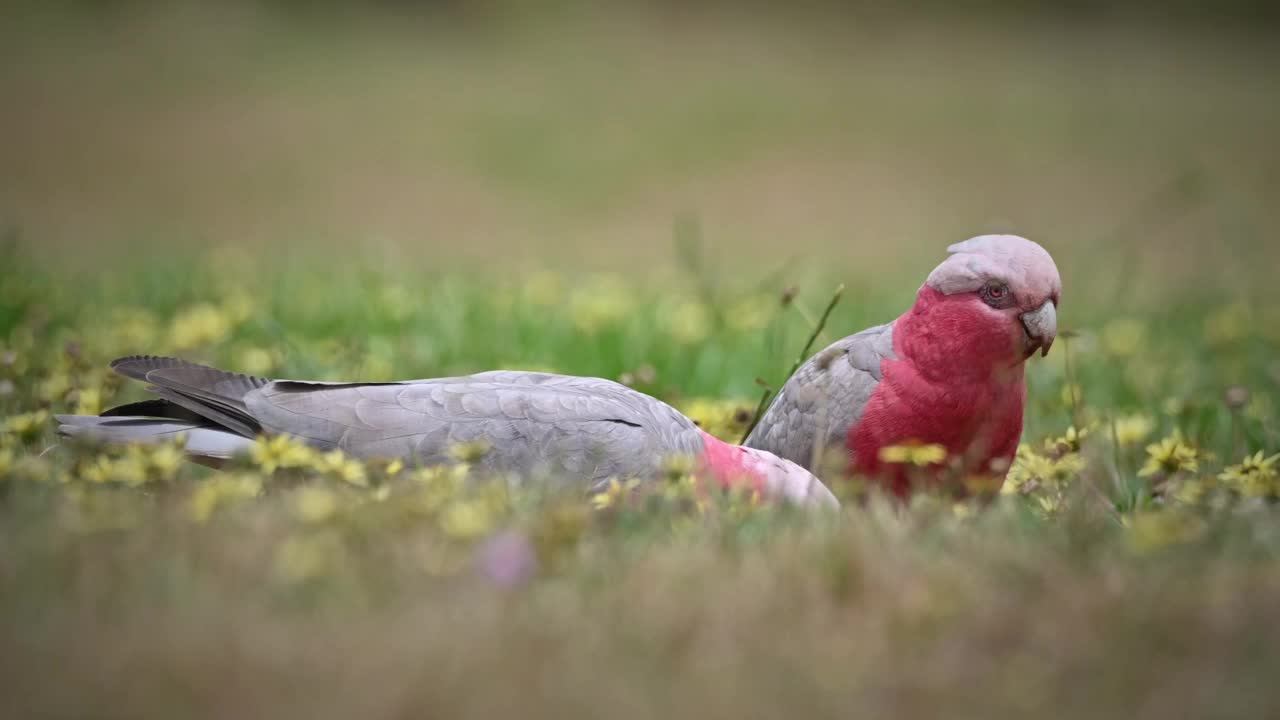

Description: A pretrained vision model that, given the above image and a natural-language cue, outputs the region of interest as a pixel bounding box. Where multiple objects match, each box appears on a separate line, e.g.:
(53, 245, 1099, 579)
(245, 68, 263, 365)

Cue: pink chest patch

(847, 336, 1026, 497)
(699, 431, 767, 493)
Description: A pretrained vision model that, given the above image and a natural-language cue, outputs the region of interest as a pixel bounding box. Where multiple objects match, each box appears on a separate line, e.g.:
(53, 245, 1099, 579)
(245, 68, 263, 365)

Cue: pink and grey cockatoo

(745, 234, 1061, 496)
(56, 356, 837, 508)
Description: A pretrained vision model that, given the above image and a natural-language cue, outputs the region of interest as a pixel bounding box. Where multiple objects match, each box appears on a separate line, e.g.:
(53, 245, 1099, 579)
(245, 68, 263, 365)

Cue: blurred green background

(3, 1, 1277, 287)
(5, 6, 1280, 719)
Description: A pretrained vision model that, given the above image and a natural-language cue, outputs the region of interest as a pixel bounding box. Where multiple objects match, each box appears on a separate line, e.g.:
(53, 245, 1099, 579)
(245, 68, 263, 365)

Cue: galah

(56, 356, 837, 508)
(745, 234, 1061, 496)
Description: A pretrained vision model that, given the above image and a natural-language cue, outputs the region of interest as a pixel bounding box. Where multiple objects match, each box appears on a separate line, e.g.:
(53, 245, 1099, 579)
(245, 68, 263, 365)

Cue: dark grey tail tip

(109, 354, 155, 368)
(109, 354, 171, 379)
(109, 354, 157, 380)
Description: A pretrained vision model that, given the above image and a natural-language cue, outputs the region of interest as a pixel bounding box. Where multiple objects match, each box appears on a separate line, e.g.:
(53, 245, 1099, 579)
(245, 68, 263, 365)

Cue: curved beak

(1020, 300, 1057, 358)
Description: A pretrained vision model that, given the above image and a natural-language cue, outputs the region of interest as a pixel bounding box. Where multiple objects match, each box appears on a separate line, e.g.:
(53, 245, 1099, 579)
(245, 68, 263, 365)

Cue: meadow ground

(2, 4, 1280, 718)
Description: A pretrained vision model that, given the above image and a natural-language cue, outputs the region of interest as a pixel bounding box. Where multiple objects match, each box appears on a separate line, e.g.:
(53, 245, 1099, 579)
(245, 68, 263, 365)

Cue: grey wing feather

(145, 386, 259, 438)
(109, 355, 269, 436)
(100, 357, 704, 487)
(744, 323, 895, 471)
(111, 355, 269, 407)
(110, 355, 205, 382)
(244, 374, 703, 486)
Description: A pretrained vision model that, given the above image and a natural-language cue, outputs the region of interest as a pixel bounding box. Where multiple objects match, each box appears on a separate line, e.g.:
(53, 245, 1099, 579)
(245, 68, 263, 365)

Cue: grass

(3, 4, 1280, 718)
(1, 233, 1279, 718)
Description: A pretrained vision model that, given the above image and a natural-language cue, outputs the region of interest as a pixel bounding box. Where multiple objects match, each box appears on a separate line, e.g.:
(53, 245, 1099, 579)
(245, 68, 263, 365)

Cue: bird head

(917, 234, 1062, 366)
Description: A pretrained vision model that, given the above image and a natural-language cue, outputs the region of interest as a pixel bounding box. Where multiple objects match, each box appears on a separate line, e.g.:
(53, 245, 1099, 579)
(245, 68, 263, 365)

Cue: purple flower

(474, 529, 538, 590)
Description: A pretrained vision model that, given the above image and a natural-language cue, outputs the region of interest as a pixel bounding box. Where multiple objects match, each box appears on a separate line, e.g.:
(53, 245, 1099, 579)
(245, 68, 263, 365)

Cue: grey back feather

(744, 324, 895, 471)
(245, 375, 704, 488)
(104, 356, 705, 487)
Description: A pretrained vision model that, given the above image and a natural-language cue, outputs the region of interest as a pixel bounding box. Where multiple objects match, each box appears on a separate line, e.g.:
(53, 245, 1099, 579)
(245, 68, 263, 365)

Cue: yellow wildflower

(590, 477, 641, 510)
(3, 409, 50, 443)
(1218, 451, 1279, 498)
(412, 463, 467, 488)
(313, 449, 368, 487)
(661, 453, 699, 482)
(447, 440, 492, 465)
(1112, 414, 1156, 448)
(37, 372, 72, 404)
(38, 368, 75, 403)
(1044, 424, 1092, 455)
(678, 398, 753, 442)
(81, 453, 149, 487)
(250, 434, 317, 474)
(412, 464, 471, 511)
(72, 386, 102, 416)
(1004, 444, 1084, 495)
(666, 301, 712, 344)
(878, 442, 947, 467)
(146, 440, 187, 481)
(238, 347, 280, 376)
(1036, 492, 1064, 516)
(0, 446, 13, 476)
(169, 303, 234, 349)
(1139, 434, 1199, 477)
(661, 471, 700, 504)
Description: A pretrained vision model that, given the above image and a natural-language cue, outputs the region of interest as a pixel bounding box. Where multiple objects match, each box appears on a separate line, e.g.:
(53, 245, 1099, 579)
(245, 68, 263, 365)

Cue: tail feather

(110, 355, 202, 382)
(145, 385, 258, 438)
(110, 355, 270, 395)
(106, 355, 269, 437)
(55, 414, 254, 464)
(101, 399, 206, 423)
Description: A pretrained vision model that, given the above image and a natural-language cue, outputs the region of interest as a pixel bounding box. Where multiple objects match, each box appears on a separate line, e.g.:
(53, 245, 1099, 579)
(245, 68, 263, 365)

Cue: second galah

(745, 234, 1061, 496)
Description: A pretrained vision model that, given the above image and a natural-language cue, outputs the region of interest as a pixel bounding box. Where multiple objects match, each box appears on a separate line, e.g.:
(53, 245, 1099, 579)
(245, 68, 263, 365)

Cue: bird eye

(981, 283, 1011, 306)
